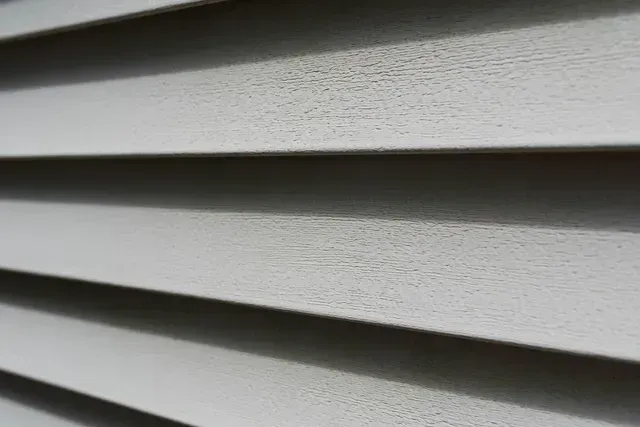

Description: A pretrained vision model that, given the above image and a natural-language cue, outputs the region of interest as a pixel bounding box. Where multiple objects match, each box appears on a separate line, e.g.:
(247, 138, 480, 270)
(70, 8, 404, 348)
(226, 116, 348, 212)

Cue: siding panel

(0, 272, 638, 427)
(2, 0, 639, 424)
(0, 371, 184, 426)
(1, 0, 640, 156)
(0, 0, 222, 41)
(0, 154, 638, 360)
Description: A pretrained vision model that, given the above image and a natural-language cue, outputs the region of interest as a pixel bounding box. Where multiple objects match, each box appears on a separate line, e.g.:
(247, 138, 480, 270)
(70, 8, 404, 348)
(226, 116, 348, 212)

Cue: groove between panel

(0, 153, 638, 360)
(0, 271, 638, 426)
(0, 370, 186, 426)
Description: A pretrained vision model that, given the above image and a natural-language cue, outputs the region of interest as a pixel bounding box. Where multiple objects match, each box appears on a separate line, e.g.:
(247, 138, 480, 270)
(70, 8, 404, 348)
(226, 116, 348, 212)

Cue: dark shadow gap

(0, 0, 638, 89)
(0, 270, 638, 425)
(0, 370, 187, 426)
(0, 152, 639, 232)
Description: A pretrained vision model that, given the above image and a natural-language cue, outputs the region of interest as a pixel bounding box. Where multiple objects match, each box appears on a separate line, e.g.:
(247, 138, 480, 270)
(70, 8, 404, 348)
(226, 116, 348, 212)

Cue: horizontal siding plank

(0, 0, 221, 41)
(1, 0, 640, 156)
(0, 154, 638, 360)
(0, 371, 183, 427)
(0, 273, 638, 427)
(0, 398, 88, 427)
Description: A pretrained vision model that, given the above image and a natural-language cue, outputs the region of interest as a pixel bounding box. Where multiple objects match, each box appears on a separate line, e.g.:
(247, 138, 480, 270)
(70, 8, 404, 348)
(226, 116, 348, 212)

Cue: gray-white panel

(0, 371, 183, 426)
(0, 274, 637, 427)
(0, 154, 638, 360)
(1, 0, 640, 156)
(0, 0, 221, 41)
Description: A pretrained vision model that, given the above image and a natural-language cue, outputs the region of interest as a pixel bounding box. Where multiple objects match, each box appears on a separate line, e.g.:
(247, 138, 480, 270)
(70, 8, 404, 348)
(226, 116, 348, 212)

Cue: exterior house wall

(0, 1, 639, 426)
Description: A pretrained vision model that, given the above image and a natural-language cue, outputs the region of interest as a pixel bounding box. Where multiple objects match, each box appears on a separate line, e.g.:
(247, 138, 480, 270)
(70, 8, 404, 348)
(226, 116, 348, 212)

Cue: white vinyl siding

(1, 0, 639, 426)
(0, 273, 638, 427)
(0, 371, 182, 426)
(0, 154, 639, 360)
(0, 0, 223, 41)
(1, 0, 640, 156)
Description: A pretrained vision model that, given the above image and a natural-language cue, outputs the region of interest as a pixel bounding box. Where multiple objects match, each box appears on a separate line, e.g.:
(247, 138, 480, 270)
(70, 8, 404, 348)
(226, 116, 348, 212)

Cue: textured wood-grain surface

(0, 153, 638, 360)
(0, 0, 221, 41)
(1, 0, 640, 156)
(0, 273, 638, 427)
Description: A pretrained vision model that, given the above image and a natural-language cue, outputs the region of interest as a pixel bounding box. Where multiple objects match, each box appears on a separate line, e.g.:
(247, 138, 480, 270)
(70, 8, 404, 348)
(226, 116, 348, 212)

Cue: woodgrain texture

(0, 371, 183, 427)
(0, 153, 639, 360)
(1, 0, 640, 156)
(0, 0, 221, 41)
(0, 272, 638, 427)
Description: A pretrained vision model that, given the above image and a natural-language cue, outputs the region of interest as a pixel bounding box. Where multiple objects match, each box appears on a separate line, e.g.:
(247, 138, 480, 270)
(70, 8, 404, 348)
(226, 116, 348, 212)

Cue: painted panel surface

(0, 0, 640, 156)
(0, 371, 181, 427)
(0, 0, 221, 40)
(0, 274, 638, 427)
(0, 154, 638, 360)
(0, 398, 86, 427)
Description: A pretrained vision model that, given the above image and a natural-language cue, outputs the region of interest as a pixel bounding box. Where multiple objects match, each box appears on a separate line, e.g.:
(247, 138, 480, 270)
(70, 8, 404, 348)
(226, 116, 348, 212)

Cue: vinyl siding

(0, 0, 223, 41)
(1, 0, 639, 425)
(1, 0, 640, 156)
(0, 154, 639, 360)
(0, 272, 638, 426)
(0, 371, 184, 426)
